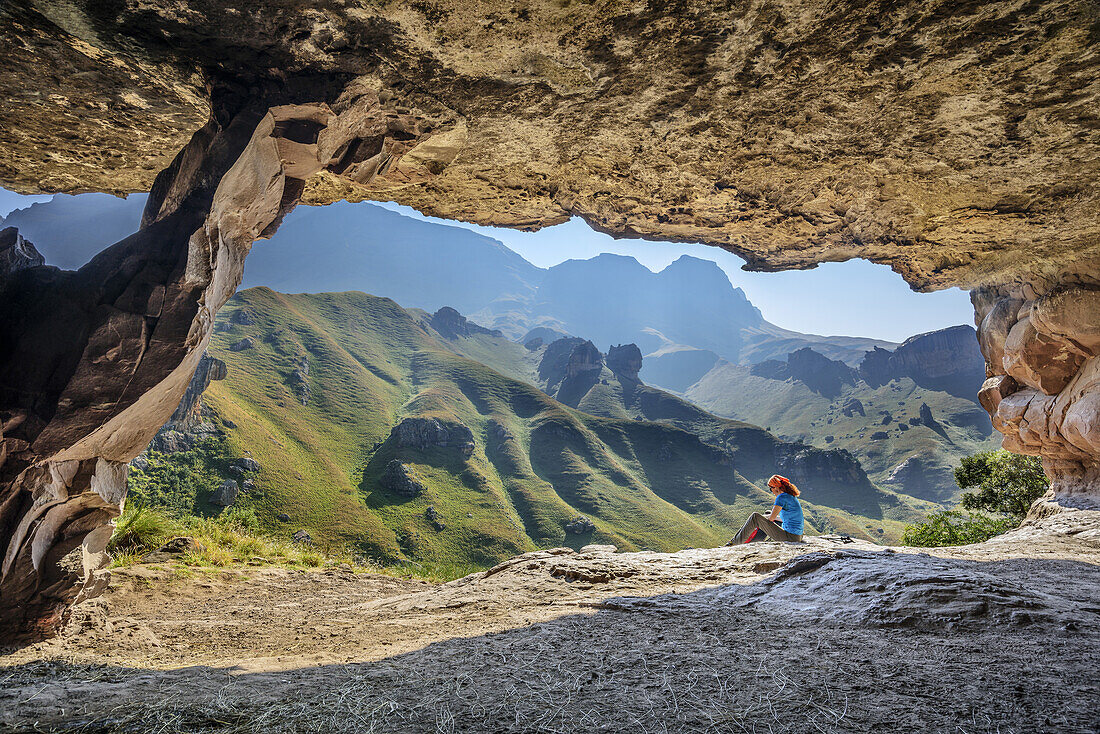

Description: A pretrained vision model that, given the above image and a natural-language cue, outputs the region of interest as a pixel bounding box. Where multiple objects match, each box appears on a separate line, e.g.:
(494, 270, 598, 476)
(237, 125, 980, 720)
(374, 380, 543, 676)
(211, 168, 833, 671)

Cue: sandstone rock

(871, 431, 889, 441)
(919, 403, 937, 427)
(234, 457, 261, 472)
(523, 337, 543, 351)
(210, 480, 239, 507)
(565, 516, 597, 535)
(230, 338, 255, 352)
(978, 375, 1019, 416)
(752, 348, 858, 398)
(380, 460, 427, 498)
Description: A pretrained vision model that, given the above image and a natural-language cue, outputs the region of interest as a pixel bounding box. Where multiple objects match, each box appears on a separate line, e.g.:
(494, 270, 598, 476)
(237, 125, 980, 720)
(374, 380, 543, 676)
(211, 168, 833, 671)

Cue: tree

(955, 450, 1048, 518)
(902, 450, 1047, 547)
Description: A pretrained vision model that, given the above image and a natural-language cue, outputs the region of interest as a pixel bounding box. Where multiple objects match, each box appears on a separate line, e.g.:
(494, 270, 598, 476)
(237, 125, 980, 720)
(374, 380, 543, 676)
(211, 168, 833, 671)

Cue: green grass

(685, 362, 1001, 503)
(139, 286, 942, 574)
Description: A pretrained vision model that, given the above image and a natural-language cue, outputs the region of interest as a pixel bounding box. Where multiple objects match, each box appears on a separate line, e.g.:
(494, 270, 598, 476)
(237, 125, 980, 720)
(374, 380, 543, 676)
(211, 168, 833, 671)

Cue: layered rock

(974, 282, 1100, 509)
(429, 307, 502, 339)
(859, 325, 986, 400)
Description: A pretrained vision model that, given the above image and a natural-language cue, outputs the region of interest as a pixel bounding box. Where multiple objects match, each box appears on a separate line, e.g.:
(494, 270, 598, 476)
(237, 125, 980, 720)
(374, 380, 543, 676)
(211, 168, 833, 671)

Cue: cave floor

(2, 514, 1099, 733)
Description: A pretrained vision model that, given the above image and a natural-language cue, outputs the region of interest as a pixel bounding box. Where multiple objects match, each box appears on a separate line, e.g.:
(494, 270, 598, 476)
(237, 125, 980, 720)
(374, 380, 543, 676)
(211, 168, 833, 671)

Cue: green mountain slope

(685, 361, 1000, 503)
(170, 288, 935, 570)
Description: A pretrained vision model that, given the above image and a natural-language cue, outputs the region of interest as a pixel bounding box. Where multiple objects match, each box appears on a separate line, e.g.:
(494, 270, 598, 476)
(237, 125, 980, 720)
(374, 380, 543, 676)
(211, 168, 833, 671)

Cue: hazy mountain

(0, 193, 146, 269)
(3, 195, 894, 374)
(243, 202, 544, 318)
(685, 326, 997, 502)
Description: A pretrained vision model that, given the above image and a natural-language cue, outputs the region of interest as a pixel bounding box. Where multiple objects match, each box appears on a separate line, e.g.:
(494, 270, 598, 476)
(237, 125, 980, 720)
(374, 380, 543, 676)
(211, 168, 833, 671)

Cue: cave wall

(0, 0, 1097, 639)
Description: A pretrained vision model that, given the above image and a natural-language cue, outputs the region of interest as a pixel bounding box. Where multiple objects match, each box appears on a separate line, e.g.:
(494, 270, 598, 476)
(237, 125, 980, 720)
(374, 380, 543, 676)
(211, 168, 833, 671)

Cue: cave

(0, 0, 1097, 644)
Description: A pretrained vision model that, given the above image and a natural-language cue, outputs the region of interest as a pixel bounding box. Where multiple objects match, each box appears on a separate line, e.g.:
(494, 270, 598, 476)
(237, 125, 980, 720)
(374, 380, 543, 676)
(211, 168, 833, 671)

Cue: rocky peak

(0, 227, 44, 277)
(859, 325, 985, 400)
(566, 341, 604, 379)
(751, 347, 858, 398)
(430, 306, 502, 339)
(606, 344, 642, 381)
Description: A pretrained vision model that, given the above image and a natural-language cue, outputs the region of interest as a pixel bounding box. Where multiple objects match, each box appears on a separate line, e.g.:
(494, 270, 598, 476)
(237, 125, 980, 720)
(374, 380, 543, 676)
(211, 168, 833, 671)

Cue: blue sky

(1, 188, 973, 343)
(376, 202, 973, 343)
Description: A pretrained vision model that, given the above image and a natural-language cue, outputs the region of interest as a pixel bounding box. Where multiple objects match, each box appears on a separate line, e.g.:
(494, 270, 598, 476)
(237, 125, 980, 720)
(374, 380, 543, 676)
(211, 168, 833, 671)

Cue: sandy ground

(2, 513, 1100, 733)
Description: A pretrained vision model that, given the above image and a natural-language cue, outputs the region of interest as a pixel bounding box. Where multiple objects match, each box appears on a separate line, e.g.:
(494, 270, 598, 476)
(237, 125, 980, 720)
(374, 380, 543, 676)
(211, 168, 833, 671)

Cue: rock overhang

(1, 0, 1097, 291)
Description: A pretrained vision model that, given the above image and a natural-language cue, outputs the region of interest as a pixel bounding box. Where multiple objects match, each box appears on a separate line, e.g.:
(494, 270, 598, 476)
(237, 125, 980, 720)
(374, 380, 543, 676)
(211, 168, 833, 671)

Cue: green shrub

(902, 510, 1016, 547)
(216, 506, 262, 533)
(108, 504, 180, 553)
(955, 451, 1047, 518)
(903, 450, 1047, 547)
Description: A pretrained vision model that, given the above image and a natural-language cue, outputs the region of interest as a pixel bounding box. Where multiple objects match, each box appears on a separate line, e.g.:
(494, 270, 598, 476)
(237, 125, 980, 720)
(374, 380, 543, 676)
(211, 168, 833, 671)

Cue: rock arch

(0, 0, 1097, 640)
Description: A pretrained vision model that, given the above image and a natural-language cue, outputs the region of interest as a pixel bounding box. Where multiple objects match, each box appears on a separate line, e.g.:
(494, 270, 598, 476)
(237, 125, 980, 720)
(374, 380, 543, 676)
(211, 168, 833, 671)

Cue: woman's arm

(767, 503, 781, 522)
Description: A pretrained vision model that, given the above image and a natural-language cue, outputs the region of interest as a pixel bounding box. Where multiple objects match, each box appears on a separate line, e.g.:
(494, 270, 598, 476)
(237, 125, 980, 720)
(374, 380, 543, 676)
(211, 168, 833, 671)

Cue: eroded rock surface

(1, 513, 1097, 731)
(0, 0, 1098, 640)
(3, 1, 1098, 291)
(974, 283, 1100, 509)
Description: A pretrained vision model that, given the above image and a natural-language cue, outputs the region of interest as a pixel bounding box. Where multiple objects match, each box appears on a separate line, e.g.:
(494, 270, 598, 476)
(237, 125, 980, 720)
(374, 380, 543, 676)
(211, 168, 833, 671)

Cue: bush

(956, 451, 1047, 518)
(108, 504, 180, 553)
(903, 450, 1048, 547)
(902, 510, 1016, 547)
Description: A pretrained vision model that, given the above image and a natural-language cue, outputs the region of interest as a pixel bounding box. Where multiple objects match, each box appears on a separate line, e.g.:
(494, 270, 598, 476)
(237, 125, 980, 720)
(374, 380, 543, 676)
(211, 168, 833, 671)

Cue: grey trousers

(728, 512, 803, 545)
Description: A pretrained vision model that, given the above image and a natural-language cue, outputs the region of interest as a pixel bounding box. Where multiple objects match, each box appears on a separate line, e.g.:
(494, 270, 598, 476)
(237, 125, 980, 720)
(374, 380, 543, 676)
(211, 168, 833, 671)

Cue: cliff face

(860, 325, 986, 400)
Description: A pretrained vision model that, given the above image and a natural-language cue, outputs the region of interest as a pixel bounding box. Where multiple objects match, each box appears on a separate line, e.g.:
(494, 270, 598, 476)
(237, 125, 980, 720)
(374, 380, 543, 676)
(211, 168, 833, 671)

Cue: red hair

(768, 474, 800, 497)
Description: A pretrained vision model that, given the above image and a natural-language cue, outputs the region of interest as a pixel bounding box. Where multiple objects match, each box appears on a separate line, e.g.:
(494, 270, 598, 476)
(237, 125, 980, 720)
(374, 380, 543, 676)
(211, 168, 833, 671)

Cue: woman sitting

(728, 474, 805, 544)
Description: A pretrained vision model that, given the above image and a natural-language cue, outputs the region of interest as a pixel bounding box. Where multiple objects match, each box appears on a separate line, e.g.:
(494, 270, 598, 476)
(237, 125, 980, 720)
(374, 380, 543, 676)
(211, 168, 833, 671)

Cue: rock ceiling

(2, 0, 1097, 291)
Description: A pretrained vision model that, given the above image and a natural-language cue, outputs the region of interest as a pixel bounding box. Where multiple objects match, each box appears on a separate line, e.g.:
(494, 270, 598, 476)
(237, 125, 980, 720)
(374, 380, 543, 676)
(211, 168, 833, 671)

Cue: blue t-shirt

(773, 492, 804, 536)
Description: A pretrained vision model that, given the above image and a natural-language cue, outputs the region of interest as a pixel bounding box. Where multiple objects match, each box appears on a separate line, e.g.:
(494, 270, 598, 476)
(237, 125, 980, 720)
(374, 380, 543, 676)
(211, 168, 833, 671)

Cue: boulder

(564, 516, 597, 534)
(230, 308, 257, 325)
(234, 457, 261, 472)
(210, 480, 239, 506)
(292, 530, 313, 544)
(230, 337, 255, 351)
(919, 403, 937, 426)
(391, 417, 475, 457)
(425, 506, 446, 531)
(276, 513, 290, 522)
(380, 460, 427, 497)
(871, 431, 889, 441)
(143, 537, 201, 563)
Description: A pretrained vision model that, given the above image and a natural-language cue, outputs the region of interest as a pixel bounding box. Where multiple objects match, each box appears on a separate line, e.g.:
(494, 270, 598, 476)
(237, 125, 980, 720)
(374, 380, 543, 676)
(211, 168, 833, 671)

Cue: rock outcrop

(379, 460, 427, 498)
(606, 344, 642, 381)
(974, 284, 1100, 509)
(210, 480, 239, 507)
(430, 307, 502, 339)
(859, 325, 986, 400)
(751, 348, 858, 398)
(0, 228, 44, 276)
(390, 418, 475, 458)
